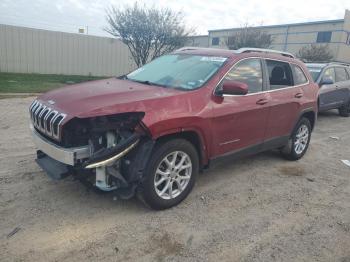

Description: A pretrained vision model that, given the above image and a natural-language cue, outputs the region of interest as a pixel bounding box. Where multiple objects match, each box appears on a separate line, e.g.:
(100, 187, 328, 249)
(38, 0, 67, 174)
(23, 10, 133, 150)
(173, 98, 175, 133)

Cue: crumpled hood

(38, 77, 186, 122)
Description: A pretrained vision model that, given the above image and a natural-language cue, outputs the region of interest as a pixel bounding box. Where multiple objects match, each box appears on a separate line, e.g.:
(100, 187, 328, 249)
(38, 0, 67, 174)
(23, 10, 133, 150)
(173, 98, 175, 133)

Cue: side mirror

(220, 80, 248, 96)
(320, 77, 334, 86)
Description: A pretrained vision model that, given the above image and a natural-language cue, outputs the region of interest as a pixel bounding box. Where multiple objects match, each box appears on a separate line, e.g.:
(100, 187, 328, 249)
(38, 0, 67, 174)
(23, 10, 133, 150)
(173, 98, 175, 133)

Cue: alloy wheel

(154, 151, 192, 200)
(294, 124, 309, 155)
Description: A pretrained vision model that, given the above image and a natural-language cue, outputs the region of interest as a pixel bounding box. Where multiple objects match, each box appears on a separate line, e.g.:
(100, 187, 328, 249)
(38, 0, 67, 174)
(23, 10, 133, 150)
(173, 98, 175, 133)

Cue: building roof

(208, 19, 344, 32)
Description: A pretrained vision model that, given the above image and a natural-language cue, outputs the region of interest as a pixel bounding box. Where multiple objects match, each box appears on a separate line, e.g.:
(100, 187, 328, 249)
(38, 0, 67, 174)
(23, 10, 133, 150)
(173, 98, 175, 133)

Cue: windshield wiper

(116, 74, 128, 80)
(127, 79, 165, 87)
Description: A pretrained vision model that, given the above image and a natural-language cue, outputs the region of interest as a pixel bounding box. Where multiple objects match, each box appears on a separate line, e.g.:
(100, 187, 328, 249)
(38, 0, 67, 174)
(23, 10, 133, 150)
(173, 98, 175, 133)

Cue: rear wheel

(281, 118, 311, 161)
(339, 102, 350, 117)
(138, 139, 199, 210)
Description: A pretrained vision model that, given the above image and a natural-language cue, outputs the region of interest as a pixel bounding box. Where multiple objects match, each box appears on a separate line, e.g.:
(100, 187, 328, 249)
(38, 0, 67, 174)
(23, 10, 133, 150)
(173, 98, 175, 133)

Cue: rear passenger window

(291, 64, 308, 85)
(266, 60, 293, 89)
(224, 58, 263, 93)
(335, 67, 349, 82)
(323, 68, 336, 82)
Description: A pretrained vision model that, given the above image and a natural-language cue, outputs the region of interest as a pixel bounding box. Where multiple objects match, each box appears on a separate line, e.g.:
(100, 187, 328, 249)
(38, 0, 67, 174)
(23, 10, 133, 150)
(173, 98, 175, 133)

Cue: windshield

(307, 67, 323, 81)
(126, 54, 227, 90)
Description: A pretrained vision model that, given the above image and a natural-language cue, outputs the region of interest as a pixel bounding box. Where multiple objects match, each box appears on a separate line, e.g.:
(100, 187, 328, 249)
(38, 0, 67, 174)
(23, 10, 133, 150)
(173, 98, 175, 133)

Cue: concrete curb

(0, 93, 40, 99)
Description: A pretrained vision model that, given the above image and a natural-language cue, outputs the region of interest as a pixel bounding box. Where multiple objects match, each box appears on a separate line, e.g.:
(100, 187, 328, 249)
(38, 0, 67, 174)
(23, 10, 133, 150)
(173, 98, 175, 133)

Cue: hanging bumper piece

(84, 134, 140, 169)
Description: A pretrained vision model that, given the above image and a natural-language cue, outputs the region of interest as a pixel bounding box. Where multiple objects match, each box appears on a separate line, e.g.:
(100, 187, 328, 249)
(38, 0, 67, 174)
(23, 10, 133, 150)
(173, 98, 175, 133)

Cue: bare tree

(105, 3, 191, 67)
(297, 44, 334, 62)
(225, 25, 273, 50)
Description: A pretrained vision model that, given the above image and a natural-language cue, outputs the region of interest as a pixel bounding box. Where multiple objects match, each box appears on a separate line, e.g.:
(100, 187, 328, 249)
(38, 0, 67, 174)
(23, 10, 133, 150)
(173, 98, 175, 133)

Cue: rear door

(263, 60, 305, 145)
(210, 58, 270, 156)
(318, 67, 340, 110)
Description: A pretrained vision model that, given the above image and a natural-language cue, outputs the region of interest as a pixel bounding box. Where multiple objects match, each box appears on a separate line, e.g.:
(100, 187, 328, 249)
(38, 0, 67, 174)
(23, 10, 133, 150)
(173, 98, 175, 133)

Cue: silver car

(307, 62, 350, 117)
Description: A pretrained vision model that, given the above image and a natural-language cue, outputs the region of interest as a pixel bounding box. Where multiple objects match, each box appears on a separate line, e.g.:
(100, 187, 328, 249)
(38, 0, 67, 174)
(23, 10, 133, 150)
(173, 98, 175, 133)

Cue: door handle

(256, 98, 268, 105)
(295, 93, 303, 98)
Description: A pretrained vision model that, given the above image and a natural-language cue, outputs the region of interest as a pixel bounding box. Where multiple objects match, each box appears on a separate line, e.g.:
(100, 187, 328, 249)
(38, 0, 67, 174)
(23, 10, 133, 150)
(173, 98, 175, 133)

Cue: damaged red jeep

(29, 47, 318, 210)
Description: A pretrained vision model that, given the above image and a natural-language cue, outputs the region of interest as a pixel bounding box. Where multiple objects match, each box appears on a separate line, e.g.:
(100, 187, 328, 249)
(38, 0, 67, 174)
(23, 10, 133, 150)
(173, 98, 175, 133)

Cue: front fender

(146, 117, 211, 166)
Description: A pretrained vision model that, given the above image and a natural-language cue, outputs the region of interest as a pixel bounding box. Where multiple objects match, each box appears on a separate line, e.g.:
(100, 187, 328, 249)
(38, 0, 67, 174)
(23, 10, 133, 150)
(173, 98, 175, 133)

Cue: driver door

(319, 67, 341, 110)
(211, 58, 270, 157)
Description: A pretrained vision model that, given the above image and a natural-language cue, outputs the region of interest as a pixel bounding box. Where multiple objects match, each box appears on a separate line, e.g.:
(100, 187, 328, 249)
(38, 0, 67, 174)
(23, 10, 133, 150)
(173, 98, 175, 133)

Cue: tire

(339, 102, 350, 117)
(138, 139, 199, 210)
(281, 118, 312, 161)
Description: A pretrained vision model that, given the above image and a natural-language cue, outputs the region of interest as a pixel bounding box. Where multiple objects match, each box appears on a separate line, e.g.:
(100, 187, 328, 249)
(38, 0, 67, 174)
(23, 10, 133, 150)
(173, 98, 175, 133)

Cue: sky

(0, 0, 350, 37)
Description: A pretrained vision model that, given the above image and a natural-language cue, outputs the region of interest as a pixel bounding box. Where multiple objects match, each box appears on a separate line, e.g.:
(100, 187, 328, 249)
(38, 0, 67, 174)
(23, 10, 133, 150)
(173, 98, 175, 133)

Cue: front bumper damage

(30, 125, 90, 166)
(30, 124, 154, 198)
(36, 152, 70, 180)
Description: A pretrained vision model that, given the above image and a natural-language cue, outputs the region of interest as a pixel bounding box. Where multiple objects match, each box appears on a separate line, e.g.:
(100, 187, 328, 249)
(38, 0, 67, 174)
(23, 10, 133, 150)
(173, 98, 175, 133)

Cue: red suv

(29, 47, 318, 209)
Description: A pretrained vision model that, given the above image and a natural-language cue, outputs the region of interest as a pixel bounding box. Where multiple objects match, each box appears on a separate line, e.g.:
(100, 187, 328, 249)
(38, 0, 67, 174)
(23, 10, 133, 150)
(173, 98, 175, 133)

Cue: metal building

(0, 24, 135, 76)
(192, 10, 350, 63)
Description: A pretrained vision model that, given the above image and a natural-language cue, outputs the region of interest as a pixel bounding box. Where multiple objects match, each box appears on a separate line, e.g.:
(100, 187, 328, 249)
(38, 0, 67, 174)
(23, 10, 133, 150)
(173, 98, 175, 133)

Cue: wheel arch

(299, 109, 316, 131)
(154, 130, 208, 169)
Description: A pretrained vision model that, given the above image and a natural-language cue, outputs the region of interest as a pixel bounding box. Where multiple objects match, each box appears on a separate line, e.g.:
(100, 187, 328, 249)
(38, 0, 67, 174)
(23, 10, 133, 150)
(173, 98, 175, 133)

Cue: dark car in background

(306, 63, 350, 117)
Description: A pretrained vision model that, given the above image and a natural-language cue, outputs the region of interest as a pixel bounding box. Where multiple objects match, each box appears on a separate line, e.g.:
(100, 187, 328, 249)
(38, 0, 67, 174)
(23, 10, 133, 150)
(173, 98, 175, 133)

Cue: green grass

(0, 73, 106, 93)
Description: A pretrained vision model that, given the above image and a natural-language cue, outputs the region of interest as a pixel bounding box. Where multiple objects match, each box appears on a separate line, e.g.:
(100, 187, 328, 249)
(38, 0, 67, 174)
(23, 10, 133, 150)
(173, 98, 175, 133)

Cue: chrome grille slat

(29, 100, 38, 113)
(52, 113, 66, 139)
(38, 106, 47, 131)
(31, 102, 41, 122)
(34, 104, 44, 126)
(30, 102, 37, 120)
(51, 113, 61, 137)
(28, 100, 66, 141)
(47, 111, 58, 135)
(29, 101, 37, 120)
(44, 110, 55, 136)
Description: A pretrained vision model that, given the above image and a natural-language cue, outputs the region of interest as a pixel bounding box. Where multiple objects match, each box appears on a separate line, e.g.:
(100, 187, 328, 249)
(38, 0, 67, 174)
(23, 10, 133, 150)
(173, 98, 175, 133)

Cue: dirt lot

(0, 97, 350, 262)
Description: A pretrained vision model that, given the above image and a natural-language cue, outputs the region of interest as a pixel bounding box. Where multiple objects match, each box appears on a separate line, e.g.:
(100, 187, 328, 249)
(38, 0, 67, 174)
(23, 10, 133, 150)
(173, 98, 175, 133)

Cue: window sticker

(200, 57, 227, 62)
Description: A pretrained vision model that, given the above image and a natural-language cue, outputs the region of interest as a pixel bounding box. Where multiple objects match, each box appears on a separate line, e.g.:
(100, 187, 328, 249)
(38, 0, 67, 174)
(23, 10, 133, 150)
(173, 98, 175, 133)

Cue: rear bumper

(30, 124, 90, 166)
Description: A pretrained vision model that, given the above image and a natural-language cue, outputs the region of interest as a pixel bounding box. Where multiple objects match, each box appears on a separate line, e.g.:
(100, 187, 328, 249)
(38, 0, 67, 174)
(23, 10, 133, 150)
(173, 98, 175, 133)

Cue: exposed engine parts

(61, 112, 145, 147)
(85, 131, 141, 191)
(31, 110, 153, 196)
(84, 133, 140, 169)
(66, 113, 152, 194)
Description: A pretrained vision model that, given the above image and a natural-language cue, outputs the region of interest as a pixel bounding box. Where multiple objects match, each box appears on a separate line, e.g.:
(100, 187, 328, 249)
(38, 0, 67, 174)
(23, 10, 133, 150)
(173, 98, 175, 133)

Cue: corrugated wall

(0, 24, 136, 76)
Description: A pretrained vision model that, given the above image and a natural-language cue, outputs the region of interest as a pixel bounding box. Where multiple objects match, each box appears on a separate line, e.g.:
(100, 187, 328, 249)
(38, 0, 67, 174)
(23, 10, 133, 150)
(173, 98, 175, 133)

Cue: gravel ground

(0, 97, 350, 262)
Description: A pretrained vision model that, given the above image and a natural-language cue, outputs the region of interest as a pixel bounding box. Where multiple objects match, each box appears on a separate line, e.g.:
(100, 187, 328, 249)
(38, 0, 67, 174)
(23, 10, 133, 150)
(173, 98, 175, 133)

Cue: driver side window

(224, 58, 263, 93)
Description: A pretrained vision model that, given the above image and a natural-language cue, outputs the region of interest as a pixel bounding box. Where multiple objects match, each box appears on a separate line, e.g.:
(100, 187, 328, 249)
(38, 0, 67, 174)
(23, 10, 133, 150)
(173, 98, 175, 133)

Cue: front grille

(29, 100, 66, 141)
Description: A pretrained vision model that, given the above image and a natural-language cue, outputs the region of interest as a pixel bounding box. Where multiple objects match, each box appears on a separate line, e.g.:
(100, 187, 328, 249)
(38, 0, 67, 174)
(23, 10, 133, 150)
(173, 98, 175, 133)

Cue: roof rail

(329, 62, 350, 67)
(176, 47, 213, 52)
(304, 61, 350, 66)
(303, 61, 328, 64)
(235, 48, 295, 58)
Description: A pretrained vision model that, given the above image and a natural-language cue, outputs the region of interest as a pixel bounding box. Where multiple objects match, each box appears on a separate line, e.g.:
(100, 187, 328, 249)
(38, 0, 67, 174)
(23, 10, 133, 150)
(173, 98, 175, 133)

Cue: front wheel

(138, 139, 199, 210)
(339, 102, 350, 117)
(281, 118, 312, 161)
